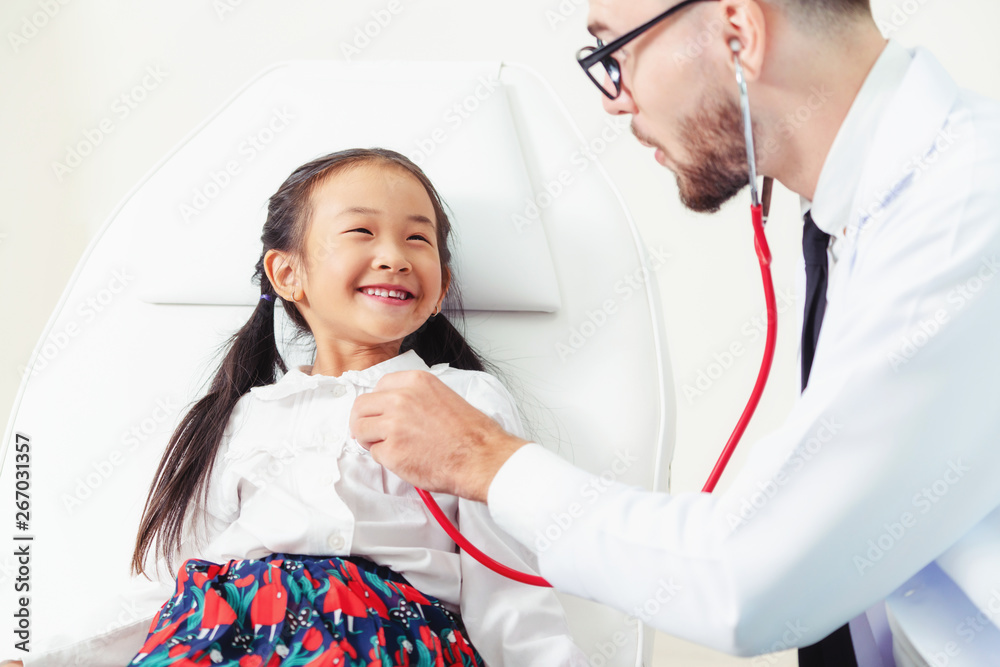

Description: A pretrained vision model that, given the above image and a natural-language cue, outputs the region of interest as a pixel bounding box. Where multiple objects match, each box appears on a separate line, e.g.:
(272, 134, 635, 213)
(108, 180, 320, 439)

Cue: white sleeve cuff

(487, 443, 597, 558)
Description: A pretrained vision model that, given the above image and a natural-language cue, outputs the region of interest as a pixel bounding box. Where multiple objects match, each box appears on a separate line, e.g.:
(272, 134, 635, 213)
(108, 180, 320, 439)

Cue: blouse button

(330, 384, 347, 398)
(327, 532, 346, 550)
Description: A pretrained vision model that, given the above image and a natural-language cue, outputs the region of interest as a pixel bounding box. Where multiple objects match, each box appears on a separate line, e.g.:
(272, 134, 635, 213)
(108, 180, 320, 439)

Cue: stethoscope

(417, 40, 777, 588)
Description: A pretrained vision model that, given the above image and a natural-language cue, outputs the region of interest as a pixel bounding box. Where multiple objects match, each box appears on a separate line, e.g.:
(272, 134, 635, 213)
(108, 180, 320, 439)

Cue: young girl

(9, 149, 584, 667)
(117, 148, 587, 666)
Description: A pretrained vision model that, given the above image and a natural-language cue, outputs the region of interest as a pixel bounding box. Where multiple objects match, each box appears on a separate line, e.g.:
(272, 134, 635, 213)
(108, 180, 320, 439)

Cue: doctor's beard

(651, 90, 753, 214)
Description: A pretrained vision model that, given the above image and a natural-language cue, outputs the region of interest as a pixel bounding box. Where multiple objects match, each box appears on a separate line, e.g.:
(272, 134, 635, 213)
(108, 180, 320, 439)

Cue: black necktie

(797, 211, 858, 667)
(800, 211, 831, 389)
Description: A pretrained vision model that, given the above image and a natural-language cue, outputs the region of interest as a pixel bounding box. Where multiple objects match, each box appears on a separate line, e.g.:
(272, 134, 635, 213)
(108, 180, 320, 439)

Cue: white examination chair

(0, 61, 674, 666)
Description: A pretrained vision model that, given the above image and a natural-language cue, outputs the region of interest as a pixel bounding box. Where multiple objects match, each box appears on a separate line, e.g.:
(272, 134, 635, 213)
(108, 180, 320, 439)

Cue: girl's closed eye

(345, 228, 429, 243)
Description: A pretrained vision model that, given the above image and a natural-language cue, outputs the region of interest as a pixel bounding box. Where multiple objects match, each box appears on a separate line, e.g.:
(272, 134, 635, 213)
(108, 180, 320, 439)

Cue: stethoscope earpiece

(731, 39, 758, 207)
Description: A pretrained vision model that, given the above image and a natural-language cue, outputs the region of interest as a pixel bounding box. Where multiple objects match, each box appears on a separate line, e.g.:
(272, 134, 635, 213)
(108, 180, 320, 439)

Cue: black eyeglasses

(576, 0, 718, 100)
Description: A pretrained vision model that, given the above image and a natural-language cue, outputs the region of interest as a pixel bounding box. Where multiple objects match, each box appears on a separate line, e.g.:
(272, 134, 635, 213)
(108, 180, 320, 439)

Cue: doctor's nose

(602, 81, 638, 116)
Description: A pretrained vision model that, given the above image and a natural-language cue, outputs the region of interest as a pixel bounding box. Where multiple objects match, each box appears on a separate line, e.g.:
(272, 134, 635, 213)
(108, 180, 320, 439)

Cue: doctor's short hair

(763, 0, 872, 29)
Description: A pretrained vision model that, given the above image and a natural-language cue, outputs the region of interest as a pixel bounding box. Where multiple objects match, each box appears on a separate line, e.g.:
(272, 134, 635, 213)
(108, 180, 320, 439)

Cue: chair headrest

(131, 61, 561, 312)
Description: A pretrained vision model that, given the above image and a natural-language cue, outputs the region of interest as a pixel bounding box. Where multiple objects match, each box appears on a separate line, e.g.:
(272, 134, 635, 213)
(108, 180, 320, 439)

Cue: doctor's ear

(718, 0, 766, 81)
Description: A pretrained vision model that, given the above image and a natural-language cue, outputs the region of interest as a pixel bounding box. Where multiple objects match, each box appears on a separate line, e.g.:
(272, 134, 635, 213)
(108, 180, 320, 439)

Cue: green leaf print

(362, 569, 393, 598)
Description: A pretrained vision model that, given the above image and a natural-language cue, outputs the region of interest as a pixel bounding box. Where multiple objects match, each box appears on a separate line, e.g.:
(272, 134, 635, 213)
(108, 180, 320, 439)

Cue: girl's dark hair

(132, 148, 489, 576)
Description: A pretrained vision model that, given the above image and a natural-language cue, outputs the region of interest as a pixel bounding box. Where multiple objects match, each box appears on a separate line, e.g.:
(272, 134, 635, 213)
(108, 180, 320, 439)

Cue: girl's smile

(357, 283, 416, 305)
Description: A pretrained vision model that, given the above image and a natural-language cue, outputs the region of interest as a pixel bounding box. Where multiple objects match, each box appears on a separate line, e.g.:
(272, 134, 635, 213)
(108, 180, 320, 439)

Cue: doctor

(350, 0, 1000, 664)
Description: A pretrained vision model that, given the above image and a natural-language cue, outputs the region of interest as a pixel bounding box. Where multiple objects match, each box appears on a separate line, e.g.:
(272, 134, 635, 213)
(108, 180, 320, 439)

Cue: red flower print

(341, 561, 388, 619)
(199, 588, 237, 641)
(250, 566, 287, 642)
(323, 577, 368, 615)
(338, 637, 358, 659)
(302, 626, 324, 652)
(323, 576, 368, 634)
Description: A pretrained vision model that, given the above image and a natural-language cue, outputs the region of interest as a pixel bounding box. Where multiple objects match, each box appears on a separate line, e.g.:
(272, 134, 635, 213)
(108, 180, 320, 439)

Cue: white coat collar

(249, 349, 439, 401)
(800, 39, 914, 242)
(845, 45, 959, 248)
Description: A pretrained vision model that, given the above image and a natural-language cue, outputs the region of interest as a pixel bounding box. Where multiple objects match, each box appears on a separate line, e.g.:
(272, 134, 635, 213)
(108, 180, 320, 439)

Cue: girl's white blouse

(24, 350, 585, 667)
(197, 349, 583, 665)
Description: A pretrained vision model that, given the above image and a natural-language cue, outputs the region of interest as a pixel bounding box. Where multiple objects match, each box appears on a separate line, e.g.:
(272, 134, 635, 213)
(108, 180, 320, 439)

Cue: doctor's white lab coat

(488, 40, 1000, 665)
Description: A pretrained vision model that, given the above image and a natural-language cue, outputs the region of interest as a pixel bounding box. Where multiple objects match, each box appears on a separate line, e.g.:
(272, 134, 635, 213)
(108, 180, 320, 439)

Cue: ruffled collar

(249, 349, 441, 401)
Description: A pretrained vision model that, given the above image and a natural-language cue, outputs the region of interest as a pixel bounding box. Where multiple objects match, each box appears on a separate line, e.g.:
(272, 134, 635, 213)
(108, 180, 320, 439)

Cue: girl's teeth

(364, 288, 409, 300)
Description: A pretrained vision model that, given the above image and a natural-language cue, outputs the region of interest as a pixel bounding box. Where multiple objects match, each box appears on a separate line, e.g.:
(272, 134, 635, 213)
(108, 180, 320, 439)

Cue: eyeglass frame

(576, 0, 720, 100)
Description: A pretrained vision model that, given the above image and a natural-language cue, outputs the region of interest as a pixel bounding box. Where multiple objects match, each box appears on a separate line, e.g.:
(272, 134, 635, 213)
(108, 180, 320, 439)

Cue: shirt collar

(250, 349, 434, 401)
(800, 39, 914, 239)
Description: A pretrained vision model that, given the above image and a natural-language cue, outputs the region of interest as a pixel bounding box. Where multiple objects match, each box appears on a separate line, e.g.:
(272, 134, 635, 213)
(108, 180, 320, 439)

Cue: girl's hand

(349, 370, 528, 502)
(1, 660, 24, 666)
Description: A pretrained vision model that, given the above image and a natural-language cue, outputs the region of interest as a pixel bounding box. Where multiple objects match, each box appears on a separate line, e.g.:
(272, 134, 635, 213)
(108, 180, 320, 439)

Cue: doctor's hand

(349, 370, 529, 503)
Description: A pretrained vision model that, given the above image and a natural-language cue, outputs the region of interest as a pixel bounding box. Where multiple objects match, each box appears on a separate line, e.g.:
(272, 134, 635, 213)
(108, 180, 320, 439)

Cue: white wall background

(2, 1, 998, 664)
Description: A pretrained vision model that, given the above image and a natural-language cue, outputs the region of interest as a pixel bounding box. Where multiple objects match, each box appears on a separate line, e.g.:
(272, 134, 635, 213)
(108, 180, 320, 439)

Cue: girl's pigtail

(131, 261, 285, 577)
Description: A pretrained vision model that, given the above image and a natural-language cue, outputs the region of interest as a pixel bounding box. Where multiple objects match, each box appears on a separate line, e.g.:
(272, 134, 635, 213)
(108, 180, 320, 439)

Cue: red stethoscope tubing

(702, 201, 777, 493)
(416, 195, 777, 587)
(416, 488, 551, 587)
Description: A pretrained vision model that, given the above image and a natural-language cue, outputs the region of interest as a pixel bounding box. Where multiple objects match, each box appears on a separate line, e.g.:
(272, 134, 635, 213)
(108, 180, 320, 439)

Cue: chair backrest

(0, 60, 674, 666)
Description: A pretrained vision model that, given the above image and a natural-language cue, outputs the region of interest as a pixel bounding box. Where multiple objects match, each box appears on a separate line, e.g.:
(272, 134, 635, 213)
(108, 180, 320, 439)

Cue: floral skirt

(128, 553, 485, 667)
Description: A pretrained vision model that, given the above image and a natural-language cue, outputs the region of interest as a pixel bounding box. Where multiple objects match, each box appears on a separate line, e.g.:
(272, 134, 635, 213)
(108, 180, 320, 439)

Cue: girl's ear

(264, 248, 302, 300)
(438, 266, 451, 311)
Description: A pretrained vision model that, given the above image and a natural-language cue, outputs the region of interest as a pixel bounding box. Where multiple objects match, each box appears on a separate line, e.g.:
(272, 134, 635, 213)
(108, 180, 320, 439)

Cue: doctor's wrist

(468, 432, 529, 503)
